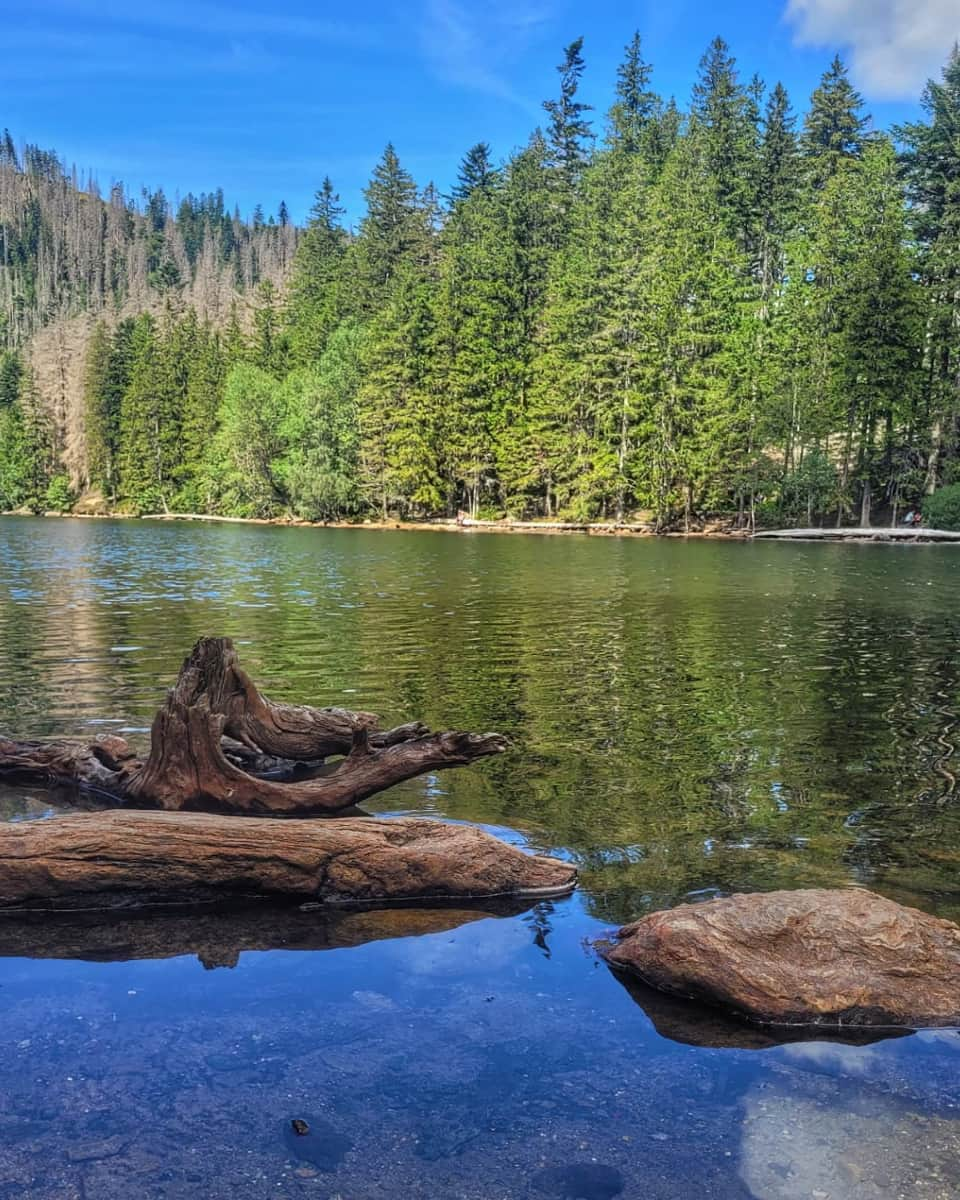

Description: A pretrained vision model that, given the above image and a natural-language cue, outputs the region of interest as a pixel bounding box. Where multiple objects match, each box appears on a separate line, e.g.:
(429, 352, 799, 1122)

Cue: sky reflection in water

(0, 517, 959, 1198)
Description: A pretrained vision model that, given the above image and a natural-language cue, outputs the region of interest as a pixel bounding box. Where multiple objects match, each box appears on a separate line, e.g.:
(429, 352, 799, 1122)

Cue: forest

(0, 34, 959, 530)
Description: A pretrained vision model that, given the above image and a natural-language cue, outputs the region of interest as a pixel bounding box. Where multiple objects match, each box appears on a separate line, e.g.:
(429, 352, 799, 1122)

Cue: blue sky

(1, 0, 957, 226)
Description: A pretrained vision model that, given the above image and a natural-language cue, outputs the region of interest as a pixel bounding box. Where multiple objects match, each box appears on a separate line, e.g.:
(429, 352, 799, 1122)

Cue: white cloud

(786, 0, 959, 98)
(419, 0, 547, 113)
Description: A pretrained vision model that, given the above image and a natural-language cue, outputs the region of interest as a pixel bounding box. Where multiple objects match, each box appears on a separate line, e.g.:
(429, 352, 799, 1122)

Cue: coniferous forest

(2, 35, 960, 529)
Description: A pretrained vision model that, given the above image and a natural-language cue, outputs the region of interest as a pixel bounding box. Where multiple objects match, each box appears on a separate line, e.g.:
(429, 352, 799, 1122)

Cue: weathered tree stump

(0, 637, 507, 816)
(0, 810, 576, 909)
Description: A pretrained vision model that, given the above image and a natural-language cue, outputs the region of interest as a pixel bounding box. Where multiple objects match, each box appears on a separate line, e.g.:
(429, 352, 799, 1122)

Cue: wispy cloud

(0, 28, 277, 81)
(32, 0, 388, 47)
(786, 0, 960, 98)
(419, 0, 549, 113)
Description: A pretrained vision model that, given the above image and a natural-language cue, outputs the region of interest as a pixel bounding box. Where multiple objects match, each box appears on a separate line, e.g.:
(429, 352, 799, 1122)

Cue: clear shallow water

(0, 516, 959, 1199)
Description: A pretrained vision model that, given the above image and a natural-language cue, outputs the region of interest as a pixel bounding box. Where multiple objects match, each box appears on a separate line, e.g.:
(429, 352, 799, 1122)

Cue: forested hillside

(2, 34, 959, 528)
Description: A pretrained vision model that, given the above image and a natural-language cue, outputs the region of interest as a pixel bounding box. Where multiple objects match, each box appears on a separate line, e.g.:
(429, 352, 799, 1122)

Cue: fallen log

(600, 888, 960, 1029)
(0, 637, 506, 815)
(0, 810, 576, 909)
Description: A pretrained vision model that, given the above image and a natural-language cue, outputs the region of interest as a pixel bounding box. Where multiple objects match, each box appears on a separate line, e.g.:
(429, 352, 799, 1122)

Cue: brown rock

(0, 810, 576, 908)
(601, 888, 960, 1028)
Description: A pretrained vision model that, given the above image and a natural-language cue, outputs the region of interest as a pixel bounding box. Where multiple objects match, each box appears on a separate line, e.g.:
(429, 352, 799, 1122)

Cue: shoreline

(4, 510, 955, 543)
(0, 509, 753, 539)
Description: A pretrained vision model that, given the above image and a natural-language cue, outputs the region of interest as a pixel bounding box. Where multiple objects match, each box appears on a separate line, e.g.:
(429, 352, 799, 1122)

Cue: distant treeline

(1, 35, 959, 528)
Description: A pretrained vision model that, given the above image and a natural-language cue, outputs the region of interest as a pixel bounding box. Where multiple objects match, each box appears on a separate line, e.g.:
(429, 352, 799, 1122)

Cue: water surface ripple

(0, 516, 958, 1199)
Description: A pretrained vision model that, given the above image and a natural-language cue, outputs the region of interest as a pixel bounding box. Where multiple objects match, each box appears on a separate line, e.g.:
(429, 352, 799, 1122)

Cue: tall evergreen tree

(543, 38, 594, 190)
(287, 177, 348, 364)
(899, 46, 960, 493)
(607, 32, 658, 157)
(801, 55, 868, 187)
(450, 143, 498, 202)
(351, 144, 421, 313)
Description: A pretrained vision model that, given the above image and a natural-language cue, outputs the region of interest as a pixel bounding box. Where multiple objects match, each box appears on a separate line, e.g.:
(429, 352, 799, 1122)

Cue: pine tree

(450, 143, 499, 202)
(177, 322, 225, 509)
(351, 144, 420, 313)
(690, 37, 758, 237)
(82, 321, 115, 494)
(249, 280, 290, 377)
(117, 313, 182, 511)
(287, 177, 348, 364)
(607, 33, 658, 157)
(898, 46, 960, 494)
(757, 83, 799, 299)
(801, 55, 868, 187)
(543, 38, 594, 191)
(495, 132, 562, 513)
(434, 170, 521, 516)
(357, 188, 444, 518)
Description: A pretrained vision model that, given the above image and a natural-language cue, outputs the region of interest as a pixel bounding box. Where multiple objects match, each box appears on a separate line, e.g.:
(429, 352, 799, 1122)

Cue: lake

(0, 515, 958, 1199)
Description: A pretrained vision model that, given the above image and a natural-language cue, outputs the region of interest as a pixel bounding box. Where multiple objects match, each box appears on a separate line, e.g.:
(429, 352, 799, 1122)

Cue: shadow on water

(0, 898, 542, 968)
(607, 967, 915, 1051)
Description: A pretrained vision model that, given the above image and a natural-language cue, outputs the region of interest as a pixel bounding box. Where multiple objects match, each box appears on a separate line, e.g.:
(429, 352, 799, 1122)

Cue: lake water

(0, 515, 958, 1200)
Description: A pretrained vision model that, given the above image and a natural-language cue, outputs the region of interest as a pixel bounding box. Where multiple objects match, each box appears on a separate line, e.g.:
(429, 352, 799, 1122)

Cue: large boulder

(601, 888, 960, 1028)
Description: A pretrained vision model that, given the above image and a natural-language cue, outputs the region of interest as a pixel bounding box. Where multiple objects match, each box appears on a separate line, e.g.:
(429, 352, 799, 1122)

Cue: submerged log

(0, 810, 576, 909)
(600, 888, 960, 1029)
(0, 637, 506, 815)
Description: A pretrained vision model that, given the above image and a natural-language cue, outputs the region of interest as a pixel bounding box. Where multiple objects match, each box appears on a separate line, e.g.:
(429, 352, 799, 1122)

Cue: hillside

(1, 34, 959, 529)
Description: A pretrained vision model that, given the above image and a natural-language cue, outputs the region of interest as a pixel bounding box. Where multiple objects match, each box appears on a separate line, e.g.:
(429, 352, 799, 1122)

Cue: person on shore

(902, 510, 916, 526)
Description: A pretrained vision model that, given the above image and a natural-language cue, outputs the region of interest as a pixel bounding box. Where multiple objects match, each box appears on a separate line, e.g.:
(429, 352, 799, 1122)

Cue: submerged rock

(281, 1115, 352, 1171)
(601, 888, 960, 1028)
(531, 1162, 624, 1199)
(611, 972, 912, 1049)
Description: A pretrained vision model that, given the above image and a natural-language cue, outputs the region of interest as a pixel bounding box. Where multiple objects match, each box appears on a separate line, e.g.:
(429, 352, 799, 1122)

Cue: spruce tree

(287, 177, 348, 365)
(898, 46, 960, 493)
(801, 55, 868, 187)
(434, 170, 520, 516)
(543, 38, 594, 191)
(607, 33, 658, 156)
(450, 143, 498, 202)
(351, 144, 420, 313)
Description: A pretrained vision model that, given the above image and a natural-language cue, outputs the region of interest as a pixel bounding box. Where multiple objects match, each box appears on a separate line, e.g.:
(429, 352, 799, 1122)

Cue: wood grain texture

(0, 810, 576, 907)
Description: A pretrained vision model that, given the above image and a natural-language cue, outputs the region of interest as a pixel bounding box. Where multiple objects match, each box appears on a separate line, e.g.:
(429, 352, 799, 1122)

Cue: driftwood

(0, 637, 506, 815)
(0, 810, 576, 909)
(754, 526, 960, 542)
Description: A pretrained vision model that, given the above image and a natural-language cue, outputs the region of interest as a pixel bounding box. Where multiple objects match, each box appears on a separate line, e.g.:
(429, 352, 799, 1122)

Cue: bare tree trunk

(860, 479, 871, 528)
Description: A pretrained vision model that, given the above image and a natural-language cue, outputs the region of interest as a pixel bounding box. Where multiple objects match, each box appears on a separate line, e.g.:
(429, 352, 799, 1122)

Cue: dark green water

(0, 516, 959, 1199)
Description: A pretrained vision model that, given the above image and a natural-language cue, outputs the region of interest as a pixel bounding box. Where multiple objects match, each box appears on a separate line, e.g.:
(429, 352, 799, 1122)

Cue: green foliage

(280, 321, 365, 520)
(206, 363, 289, 517)
(5, 37, 960, 530)
(923, 484, 960, 530)
(43, 474, 74, 512)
